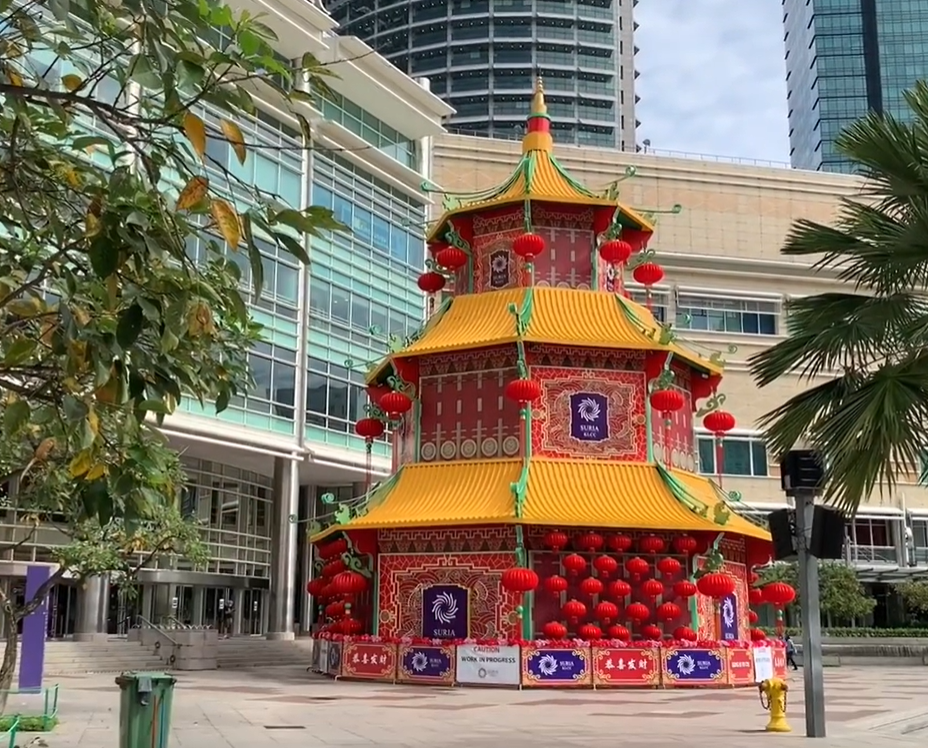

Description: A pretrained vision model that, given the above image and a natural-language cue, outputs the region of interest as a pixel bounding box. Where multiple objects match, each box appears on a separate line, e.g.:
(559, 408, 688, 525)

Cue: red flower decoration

(593, 555, 618, 579)
(563, 553, 587, 576)
(579, 577, 604, 598)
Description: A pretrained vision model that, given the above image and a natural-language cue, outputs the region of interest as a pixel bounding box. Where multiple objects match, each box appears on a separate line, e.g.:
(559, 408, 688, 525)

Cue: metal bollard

(758, 677, 791, 733)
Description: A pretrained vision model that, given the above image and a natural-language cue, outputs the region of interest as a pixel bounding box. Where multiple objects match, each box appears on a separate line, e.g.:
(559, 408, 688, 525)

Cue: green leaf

(116, 304, 145, 349)
(241, 213, 263, 298)
(277, 233, 310, 266)
(3, 337, 37, 365)
(63, 394, 89, 423)
(137, 399, 169, 414)
(128, 54, 161, 89)
(215, 388, 230, 414)
(88, 240, 120, 279)
(3, 400, 31, 434)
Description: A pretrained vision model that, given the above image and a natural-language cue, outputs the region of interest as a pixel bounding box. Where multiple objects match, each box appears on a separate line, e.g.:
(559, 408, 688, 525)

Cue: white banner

(455, 644, 521, 686)
(752, 646, 774, 682)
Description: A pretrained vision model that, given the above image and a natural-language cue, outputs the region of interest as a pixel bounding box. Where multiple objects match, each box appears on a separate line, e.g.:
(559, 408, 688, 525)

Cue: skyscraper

(326, 0, 637, 150)
(784, 0, 928, 172)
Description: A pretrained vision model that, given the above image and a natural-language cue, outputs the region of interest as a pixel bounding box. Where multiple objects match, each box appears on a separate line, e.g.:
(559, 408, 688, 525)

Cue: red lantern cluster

(417, 271, 445, 294)
(641, 579, 664, 599)
(544, 574, 568, 596)
(562, 599, 586, 622)
(576, 531, 604, 552)
(599, 238, 632, 265)
(579, 577, 603, 597)
(750, 628, 768, 641)
(673, 535, 698, 555)
(608, 580, 631, 599)
(563, 553, 587, 576)
(639, 535, 665, 554)
(749, 587, 764, 606)
(673, 580, 697, 599)
(626, 557, 649, 579)
(317, 538, 347, 559)
(435, 246, 467, 270)
(607, 534, 633, 553)
(501, 567, 539, 593)
(674, 626, 698, 642)
(593, 555, 618, 578)
(354, 417, 385, 440)
(626, 602, 650, 622)
(380, 390, 412, 417)
(657, 602, 681, 621)
(513, 232, 545, 260)
(696, 572, 736, 600)
(544, 530, 568, 551)
(594, 601, 619, 623)
(504, 377, 542, 404)
(656, 557, 682, 578)
(748, 610, 759, 624)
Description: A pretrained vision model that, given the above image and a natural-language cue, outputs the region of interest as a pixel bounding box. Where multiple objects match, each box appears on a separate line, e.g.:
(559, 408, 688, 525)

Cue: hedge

(765, 627, 928, 638)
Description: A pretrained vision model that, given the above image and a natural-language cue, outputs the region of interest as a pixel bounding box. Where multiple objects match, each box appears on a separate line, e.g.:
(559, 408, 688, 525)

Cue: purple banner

(422, 584, 469, 639)
(489, 249, 511, 288)
(720, 594, 739, 641)
(19, 565, 50, 690)
(570, 393, 609, 442)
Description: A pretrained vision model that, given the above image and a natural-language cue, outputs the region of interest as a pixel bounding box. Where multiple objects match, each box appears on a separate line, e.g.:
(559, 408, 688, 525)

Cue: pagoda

(309, 80, 773, 650)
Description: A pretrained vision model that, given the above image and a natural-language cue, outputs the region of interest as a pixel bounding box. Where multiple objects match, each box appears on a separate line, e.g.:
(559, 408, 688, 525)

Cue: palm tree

(750, 81, 928, 516)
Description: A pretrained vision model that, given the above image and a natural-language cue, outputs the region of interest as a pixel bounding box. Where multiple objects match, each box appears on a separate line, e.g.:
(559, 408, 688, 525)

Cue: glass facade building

(784, 0, 928, 172)
(325, 0, 638, 149)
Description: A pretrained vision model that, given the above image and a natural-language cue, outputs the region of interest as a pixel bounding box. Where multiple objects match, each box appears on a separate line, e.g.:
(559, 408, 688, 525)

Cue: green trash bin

(115, 671, 176, 748)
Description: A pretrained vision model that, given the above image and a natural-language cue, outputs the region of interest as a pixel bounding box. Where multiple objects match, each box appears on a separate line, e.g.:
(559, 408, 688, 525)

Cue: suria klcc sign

(570, 393, 609, 442)
(421, 585, 469, 639)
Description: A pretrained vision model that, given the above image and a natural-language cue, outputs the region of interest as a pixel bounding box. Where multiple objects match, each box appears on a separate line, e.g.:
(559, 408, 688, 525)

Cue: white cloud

(634, 0, 790, 164)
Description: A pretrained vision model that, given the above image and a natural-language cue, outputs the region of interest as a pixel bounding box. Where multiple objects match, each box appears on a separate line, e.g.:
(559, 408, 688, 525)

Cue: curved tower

(325, 0, 637, 149)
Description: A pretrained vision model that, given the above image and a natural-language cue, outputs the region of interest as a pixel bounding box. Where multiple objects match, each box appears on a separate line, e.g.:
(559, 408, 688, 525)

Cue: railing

(133, 616, 180, 666)
(847, 544, 899, 565)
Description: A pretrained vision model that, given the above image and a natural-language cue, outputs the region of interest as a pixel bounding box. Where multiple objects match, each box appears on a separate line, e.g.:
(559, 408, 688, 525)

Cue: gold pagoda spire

(522, 77, 553, 154)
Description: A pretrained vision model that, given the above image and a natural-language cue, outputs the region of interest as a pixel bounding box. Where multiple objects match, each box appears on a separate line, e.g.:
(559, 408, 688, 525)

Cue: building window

(850, 518, 891, 548)
(306, 357, 389, 439)
(628, 288, 669, 323)
(676, 294, 780, 336)
(697, 435, 769, 477)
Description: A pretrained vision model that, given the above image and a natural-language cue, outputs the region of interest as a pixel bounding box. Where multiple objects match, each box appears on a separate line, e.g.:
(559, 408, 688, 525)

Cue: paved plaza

(24, 665, 928, 747)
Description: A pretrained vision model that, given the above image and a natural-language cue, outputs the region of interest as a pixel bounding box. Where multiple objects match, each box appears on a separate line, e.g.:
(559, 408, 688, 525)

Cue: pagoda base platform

(311, 636, 787, 688)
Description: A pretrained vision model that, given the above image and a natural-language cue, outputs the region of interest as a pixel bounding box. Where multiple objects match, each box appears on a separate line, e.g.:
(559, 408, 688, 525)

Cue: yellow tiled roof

(389, 288, 721, 375)
(310, 458, 770, 542)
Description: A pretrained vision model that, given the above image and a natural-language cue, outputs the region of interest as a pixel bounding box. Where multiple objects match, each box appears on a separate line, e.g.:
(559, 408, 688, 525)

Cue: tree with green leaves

(760, 562, 876, 623)
(896, 580, 928, 618)
(0, 0, 341, 701)
(749, 81, 928, 516)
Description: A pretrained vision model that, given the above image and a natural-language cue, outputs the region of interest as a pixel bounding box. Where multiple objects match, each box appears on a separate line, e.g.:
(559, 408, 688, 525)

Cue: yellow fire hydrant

(758, 677, 791, 733)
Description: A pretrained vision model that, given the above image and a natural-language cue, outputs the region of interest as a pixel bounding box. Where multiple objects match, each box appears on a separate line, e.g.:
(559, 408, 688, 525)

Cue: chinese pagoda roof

(368, 287, 723, 384)
(426, 79, 654, 244)
(309, 458, 771, 543)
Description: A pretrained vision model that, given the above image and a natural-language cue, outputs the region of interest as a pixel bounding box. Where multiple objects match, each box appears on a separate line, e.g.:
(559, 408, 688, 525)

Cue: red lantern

(749, 587, 764, 606)
(323, 558, 346, 577)
(380, 390, 412, 417)
(579, 577, 603, 598)
(641, 579, 664, 599)
(544, 530, 568, 551)
(513, 232, 545, 260)
(750, 628, 768, 641)
(324, 600, 345, 618)
(578, 623, 602, 641)
(639, 535, 665, 554)
(657, 602, 681, 621)
(594, 601, 619, 623)
(331, 570, 368, 597)
(417, 271, 446, 294)
(703, 410, 736, 436)
(649, 389, 684, 415)
(354, 417, 385, 440)
(318, 538, 346, 559)
(626, 556, 649, 579)
(656, 557, 682, 578)
(633, 261, 664, 287)
(341, 617, 363, 636)
(696, 572, 737, 600)
(672, 535, 698, 555)
(673, 580, 697, 599)
(593, 555, 618, 579)
(599, 238, 632, 265)
(504, 378, 542, 404)
(436, 246, 467, 270)
(674, 626, 698, 642)
(562, 599, 587, 622)
(576, 531, 604, 552)
(641, 624, 663, 641)
(544, 575, 568, 596)
(543, 621, 567, 640)
(763, 582, 796, 609)
(306, 578, 326, 597)
(608, 580, 631, 599)
(563, 553, 587, 576)
(501, 567, 539, 593)
(625, 602, 650, 622)
(748, 610, 759, 624)
(607, 624, 631, 641)
(607, 534, 633, 553)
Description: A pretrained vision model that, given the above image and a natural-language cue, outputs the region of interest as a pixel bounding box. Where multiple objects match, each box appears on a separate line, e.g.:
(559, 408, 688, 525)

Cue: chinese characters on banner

(726, 648, 755, 685)
(569, 393, 610, 442)
(421, 585, 469, 640)
(342, 642, 397, 681)
(592, 647, 661, 687)
(773, 647, 788, 678)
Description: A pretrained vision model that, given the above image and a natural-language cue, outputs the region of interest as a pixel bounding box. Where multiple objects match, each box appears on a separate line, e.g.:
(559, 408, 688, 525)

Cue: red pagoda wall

(526, 346, 648, 461)
(650, 364, 697, 472)
(417, 348, 522, 462)
(376, 527, 522, 639)
(392, 408, 416, 471)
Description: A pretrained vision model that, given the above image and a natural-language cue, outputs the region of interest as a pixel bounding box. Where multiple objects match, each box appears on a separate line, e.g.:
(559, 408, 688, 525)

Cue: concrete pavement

(25, 665, 928, 746)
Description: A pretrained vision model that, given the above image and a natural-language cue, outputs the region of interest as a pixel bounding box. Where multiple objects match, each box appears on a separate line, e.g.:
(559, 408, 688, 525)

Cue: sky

(634, 0, 791, 164)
